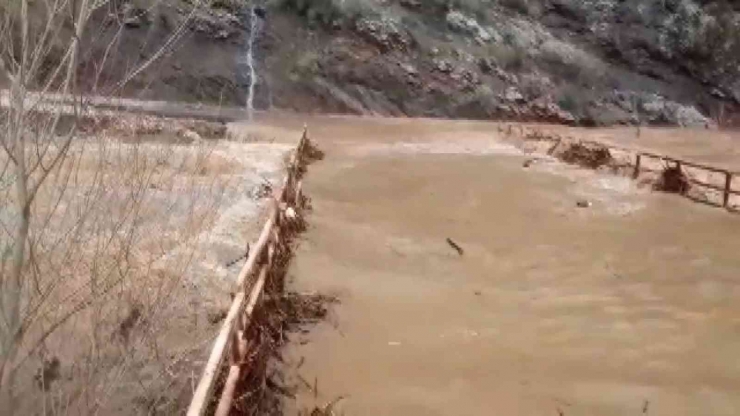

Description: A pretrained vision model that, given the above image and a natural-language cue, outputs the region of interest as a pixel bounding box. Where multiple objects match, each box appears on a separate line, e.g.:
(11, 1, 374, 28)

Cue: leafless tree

(0, 0, 238, 413)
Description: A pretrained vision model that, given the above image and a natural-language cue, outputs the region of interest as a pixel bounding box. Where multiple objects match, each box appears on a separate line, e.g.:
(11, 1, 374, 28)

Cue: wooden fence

(523, 130, 739, 210)
(187, 128, 309, 416)
(631, 150, 738, 208)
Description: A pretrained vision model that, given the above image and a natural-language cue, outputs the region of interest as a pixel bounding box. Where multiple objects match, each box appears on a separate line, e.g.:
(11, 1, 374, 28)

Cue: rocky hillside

(28, 0, 740, 126)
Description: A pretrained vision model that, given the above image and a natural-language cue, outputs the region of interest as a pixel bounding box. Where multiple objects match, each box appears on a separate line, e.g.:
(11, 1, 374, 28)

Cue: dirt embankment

(12, 0, 740, 128)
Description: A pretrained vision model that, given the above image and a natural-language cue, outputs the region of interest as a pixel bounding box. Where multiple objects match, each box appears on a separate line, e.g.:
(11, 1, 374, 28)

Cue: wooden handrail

(187, 127, 309, 416)
(525, 133, 739, 176)
(188, 291, 247, 416)
(637, 151, 733, 175)
(214, 245, 274, 416)
(518, 129, 738, 211)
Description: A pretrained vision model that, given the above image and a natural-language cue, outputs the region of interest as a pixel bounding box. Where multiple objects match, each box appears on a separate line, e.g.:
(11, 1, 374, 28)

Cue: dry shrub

(655, 164, 691, 194)
(0, 0, 238, 412)
(0, 111, 237, 414)
(501, 0, 542, 17)
(182, 120, 228, 139)
(560, 141, 613, 169)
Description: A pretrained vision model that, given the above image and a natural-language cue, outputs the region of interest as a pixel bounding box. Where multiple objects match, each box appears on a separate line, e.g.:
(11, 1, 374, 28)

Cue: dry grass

(0, 0, 246, 410)
(0, 111, 254, 414)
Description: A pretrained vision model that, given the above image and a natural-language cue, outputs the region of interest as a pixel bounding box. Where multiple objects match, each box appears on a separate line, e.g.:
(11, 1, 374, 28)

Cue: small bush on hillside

(209, 0, 246, 11)
(557, 92, 579, 113)
(487, 43, 526, 71)
(500, 0, 542, 17)
(427, 0, 492, 20)
(519, 74, 550, 99)
(700, 3, 740, 73)
(645, 0, 740, 90)
(656, 0, 740, 65)
(277, 0, 376, 27)
(293, 51, 320, 75)
(437, 0, 542, 19)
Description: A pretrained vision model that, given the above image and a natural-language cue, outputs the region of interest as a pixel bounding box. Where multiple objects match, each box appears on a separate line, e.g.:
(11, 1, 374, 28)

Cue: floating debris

(446, 237, 464, 256)
(655, 164, 690, 194)
(560, 141, 613, 169)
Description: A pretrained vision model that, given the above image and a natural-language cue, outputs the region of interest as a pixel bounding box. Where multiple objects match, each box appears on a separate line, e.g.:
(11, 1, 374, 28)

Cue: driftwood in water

(446, 238, 464, 256)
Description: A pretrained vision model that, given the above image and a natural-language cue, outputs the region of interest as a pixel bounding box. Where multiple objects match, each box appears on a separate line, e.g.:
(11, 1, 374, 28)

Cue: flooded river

(243, 116, 740, 416)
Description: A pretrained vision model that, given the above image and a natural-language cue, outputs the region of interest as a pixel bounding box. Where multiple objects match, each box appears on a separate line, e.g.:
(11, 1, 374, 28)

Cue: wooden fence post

(634, 154, 642, 179)
(295, 180, 303, 208)
(229, 328, 240, 364)
(724, 172, 733, 208)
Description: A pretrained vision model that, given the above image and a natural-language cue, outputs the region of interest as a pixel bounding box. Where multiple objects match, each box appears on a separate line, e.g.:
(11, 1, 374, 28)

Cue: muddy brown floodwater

(239, 115, 740, 416)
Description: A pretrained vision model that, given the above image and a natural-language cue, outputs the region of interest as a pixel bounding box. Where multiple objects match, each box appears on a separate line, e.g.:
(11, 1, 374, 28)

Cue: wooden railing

(521, 130, 739, 211)
(631, 150, 738, 208)
(187, 128, 309, 416)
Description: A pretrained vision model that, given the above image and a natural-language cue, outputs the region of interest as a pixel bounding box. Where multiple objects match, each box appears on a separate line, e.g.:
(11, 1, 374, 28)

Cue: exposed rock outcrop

(42, 0, 740, 127)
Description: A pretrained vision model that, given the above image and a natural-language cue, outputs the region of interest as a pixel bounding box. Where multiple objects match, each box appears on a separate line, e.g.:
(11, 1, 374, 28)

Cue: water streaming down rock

(244, 6, 264, 120)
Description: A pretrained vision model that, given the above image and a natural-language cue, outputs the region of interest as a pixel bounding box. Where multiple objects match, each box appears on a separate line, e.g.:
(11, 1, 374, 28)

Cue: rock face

(637, 93, 713, 127)
(355, 16, 412, 52)
(446, 10, 501, 44)
(122, 3, 150, 28)
(64, 0, 740, 127)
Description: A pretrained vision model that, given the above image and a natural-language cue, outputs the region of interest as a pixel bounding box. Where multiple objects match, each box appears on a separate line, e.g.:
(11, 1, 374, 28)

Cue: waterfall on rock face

(245, 5, 263, 121)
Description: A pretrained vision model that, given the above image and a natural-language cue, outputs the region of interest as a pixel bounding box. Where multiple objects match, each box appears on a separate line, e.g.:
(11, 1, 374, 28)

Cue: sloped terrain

(261, 0, 740, 127)
(8, 0, 740, 126)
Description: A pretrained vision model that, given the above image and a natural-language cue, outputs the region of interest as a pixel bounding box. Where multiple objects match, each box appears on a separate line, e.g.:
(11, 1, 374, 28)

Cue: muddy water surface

(248, 116, 740, 416)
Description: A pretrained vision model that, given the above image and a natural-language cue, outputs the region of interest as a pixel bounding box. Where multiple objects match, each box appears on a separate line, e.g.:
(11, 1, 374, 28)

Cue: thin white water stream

(245, 6, 263, 120)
